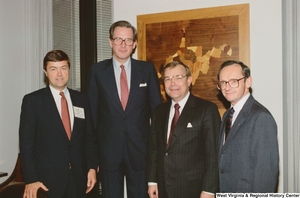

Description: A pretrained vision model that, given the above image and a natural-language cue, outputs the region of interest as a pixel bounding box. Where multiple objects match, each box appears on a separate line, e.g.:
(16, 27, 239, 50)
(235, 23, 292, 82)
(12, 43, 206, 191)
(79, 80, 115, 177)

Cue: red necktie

(225, 107, 234, 140)
(120, 65, 129, 110)
(60, 92, 72, 140)
(166, 103, 180, 149)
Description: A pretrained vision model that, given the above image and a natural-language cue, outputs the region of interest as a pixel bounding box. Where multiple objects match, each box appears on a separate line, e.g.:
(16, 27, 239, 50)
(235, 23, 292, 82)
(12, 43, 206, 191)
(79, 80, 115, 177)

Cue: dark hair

(43, 50, 70, 70)
(217, 60, 250, 80)
(109, 20, 137, 41)
(162, 61, 191, 77)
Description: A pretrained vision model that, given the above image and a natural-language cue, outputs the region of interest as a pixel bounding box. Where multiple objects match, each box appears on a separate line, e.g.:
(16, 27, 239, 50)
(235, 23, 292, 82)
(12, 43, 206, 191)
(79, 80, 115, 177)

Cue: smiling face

(163, 64, 192, 103)
(44, 60, 69, 91)
(109, 26, 137, 64)
(219, 63, 252, 105)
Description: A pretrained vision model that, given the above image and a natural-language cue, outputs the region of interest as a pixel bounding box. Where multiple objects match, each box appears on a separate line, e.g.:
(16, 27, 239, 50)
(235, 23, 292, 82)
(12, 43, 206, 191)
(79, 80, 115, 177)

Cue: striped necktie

(225, 107, 234, 140)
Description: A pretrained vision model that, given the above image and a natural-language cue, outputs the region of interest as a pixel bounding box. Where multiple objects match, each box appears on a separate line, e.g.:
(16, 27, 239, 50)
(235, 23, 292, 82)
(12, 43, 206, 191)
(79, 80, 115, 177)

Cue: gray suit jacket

(147, 94, 220, 198)
(219, 95, 279, 192)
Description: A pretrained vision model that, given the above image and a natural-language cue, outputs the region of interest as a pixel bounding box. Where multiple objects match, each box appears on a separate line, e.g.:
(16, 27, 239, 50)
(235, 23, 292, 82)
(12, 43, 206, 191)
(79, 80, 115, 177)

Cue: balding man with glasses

(217, 60, 279, 192)
(147, 61, 220, 198)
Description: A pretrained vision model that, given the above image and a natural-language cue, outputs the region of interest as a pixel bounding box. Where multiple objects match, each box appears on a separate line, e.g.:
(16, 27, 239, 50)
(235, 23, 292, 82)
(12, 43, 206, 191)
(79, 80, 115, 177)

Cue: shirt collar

(113, 57, 131, 70)
(231, 92, 250, 113)
(49, 85, 68, 98)
(171, 91, 190, 111)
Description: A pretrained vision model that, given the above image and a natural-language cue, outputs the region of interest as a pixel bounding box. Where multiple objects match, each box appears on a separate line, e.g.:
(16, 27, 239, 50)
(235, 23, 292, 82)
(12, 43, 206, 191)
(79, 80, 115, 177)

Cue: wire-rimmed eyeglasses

(217, 77, 246, 90)
(163, 75, 187, 84)
(112, 37, 134, 46)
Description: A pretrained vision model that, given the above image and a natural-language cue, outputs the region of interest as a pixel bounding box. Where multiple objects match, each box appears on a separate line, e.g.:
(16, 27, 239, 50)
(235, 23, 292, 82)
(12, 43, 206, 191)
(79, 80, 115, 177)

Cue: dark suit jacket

(19, 87, 98, 198)
(147, 94, 220, 198)
(219, 95, 279, 192)
(88, 58, 162, 171)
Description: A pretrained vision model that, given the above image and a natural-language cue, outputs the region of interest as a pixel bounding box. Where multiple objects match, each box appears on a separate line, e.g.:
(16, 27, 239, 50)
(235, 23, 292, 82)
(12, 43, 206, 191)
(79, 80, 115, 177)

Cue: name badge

(73, 106, 85, 119)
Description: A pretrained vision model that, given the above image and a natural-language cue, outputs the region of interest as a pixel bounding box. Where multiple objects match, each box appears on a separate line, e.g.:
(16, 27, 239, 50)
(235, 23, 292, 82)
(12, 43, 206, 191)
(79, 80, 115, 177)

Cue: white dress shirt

(166, 92, 190, 143)
(112, 58, 131, 99)
(49, 85, 74, 131)
(230, 92, 250, 125)
(223, 92, 250, 144)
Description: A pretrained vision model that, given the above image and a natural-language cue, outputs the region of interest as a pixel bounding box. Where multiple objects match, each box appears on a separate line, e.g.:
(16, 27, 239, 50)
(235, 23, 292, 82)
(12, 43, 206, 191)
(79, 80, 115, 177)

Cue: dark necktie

(225, 107, 235, 140)
(120, 65, 129, 110)
(60, 92, 71, 140)
(166, 103, 180, 149)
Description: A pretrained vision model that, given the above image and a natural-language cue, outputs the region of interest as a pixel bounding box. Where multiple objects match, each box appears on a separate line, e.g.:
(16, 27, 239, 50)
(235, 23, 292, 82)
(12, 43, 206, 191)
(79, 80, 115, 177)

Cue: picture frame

(137, 4, 250, 115)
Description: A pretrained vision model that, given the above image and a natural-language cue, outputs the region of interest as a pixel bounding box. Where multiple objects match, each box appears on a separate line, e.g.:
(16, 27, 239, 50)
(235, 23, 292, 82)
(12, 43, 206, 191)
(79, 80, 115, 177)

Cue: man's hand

(23, 182, 48, 198)
(86, 169, 97, 193)
(148, 185, 159, 198)
(200, 191, 215, 198)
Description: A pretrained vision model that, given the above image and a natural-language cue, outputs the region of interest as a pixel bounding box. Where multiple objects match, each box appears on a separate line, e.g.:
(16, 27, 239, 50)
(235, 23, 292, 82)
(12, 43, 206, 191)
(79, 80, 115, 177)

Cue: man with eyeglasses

(87, 20, 161, 198)
(217, 60, 279, 192)
(147, 61, 220, 198)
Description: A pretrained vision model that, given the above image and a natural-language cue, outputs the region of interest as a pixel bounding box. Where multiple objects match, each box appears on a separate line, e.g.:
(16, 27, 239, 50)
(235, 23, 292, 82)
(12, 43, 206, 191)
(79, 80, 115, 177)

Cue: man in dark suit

(217, 60, 279, 192)
(87, 20, 162, 198)
(147, 61, 220, 198)
(19, 50, 98, 198)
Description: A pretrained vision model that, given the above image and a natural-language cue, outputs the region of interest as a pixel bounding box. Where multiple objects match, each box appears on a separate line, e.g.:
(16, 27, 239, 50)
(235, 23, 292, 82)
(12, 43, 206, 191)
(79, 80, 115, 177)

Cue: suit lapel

(162, 102, 172, 147)
(126, 59, 142, 110)
(221, 95, 255, 151)
(103, 59, 123, 109)
(42, 87, 68, 139)
(219, 110, 229, 148)
(69, 89, 77, 141)
(168, 94, 196, 148)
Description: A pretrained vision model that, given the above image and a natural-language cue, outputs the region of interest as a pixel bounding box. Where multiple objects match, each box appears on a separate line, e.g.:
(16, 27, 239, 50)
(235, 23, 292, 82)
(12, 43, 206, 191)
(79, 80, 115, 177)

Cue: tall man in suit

(147, 61, 220, 198)
(87, 20, 162, 198)
(19, 50, 98, 198)
(217, 60, 279, 192)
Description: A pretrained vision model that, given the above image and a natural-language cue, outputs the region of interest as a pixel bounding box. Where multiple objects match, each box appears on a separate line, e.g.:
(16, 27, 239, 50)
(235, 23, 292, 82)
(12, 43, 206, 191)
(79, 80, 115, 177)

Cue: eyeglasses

(112, 37, 134, 46)
(217, 77, 246, 90)
(163, 75, 187, 83)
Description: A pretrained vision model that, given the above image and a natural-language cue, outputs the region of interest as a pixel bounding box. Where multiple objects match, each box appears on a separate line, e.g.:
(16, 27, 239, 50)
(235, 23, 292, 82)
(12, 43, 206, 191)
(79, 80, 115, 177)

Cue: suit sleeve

(148, 63, 162, 113)
(19, 95, 39, 184)
(146, 108, 158, 182)
(251, 112, 279, 192)
(84, 94, 99, 170)
(87, 64, 99, 128)
(202, 103, 221, 193)
(146, 63, 162, 182)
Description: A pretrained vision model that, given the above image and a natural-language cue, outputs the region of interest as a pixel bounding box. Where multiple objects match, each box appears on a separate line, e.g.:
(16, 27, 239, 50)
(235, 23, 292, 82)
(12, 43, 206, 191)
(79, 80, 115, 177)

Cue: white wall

(0, 0, 26, 182)
(113, 0, 284, 192)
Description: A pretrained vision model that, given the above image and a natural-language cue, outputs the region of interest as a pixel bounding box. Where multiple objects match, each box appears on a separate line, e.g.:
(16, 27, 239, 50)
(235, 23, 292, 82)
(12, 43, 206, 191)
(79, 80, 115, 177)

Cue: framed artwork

(137, 4, 249, 115)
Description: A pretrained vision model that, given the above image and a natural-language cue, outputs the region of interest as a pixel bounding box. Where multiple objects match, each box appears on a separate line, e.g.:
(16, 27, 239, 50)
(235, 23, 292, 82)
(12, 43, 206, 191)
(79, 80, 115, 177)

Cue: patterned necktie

(166, 103, 180, 149)
(60, 92, 72, 140)
(225, 107, 235, 140)
(120, 65, 129, 110)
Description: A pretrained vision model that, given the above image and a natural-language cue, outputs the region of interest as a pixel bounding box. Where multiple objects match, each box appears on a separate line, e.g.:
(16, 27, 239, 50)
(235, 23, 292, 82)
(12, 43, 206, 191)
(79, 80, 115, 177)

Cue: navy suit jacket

(219, 95, 279, 192)
(88, 58, 162, 171)
(147, 94, 220, 198)
(19, 87, 98, 197)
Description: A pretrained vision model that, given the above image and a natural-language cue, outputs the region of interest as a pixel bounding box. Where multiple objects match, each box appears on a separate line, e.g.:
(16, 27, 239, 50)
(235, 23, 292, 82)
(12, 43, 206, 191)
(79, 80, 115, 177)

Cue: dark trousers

(61, 171, 77, 198)
(158, 180, 169, 198)
(100, 147, 147, 198)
